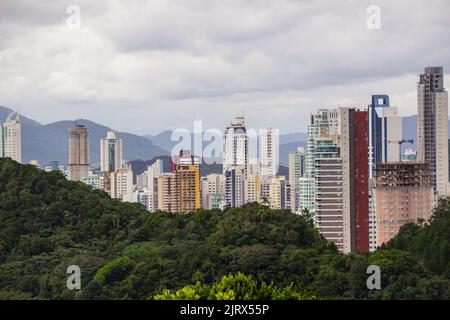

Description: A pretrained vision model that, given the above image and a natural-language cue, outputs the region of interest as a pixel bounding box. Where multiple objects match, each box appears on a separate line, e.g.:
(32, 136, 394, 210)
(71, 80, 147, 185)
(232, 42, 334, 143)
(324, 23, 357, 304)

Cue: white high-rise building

(110, 165, 133, 201)
(0, 112, 21, 163)
(299, 109, 340, 215)
(147, 159, 163, 193)
(223, 114, 248, 176)
(417, 66, 449, 197)
(259, 128, 279, 178)
(288, 147, 306, 213)
(100, 131, 123, 173)
(145, 159, 163, 212)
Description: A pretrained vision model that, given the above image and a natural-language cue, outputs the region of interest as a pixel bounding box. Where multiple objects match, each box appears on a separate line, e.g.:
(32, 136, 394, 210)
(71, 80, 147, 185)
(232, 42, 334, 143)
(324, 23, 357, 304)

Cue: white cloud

(0, 0, 449, 134)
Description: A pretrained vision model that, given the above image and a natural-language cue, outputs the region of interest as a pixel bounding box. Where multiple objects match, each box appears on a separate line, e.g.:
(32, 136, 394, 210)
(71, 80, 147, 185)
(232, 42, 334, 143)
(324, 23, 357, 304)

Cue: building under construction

(373, 161, 434, 247)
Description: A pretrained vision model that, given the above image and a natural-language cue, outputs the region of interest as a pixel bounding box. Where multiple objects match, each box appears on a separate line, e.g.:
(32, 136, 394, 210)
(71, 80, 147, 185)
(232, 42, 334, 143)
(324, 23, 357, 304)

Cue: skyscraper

(201, 174, 225, 209)
(266, 176, 291, 210)
(146, 159, 163, 212)
(0, 112, 21, 163)
(110, 165, 133, 201)
(288, 147, 306, 213)
(174, 162, 200, 213)
(244, 173, 261, 204)
(299, 109, 340, 215)
(259, 128, 279, 177)
(314, 137, 343, 250)
(100, 131, 123, 172)
(368, 95, 403, 177)
(155, 173, 180, 213)
(223, 113, 248, 176)
(306, 108, 369, 253)
(68, 124, 89, 181)
(225, 166, 245, 208)
(417, 66, 449, 197)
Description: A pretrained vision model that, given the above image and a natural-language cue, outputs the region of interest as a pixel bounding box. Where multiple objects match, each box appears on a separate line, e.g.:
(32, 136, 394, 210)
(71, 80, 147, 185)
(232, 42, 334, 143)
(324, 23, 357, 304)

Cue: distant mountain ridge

(0, 106, 168, 166)
(1, 106, 446, 167)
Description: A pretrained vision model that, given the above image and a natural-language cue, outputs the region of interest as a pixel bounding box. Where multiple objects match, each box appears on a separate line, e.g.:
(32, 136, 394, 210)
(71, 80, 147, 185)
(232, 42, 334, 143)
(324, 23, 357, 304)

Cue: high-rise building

(259, 128, 279, 177)
(110, 165, 133, 201)
(374, 162, 434, 246)
(314, 137, 344, 250)
(147, 159, 163, 192)
(305, 108, 369, 253)
(155, 173, 180, 213)
(223, 114, 248, 176)
(0, 112, 21, 163)
(225, 166, 245, 208)
(367, 95, 403, 251)
(352, 110, 370, 252)
(201, 174, 225, 209)
(288, 147, 306, 213)
(151, 152, 200, 213)
(174, 163, 200, 213)
(68, 124, 89, 181)
(299, 109, 340, 215)
(145, 159, 163, 212)
(267, 176, 291, 210)
(417, 66, 449, 197)
(100, 131, 123, 173)
(368, 95, 403, 177)
(135, 187, 152, 211)
(170, 150, 200, 213)
(244, 173, 261, 204)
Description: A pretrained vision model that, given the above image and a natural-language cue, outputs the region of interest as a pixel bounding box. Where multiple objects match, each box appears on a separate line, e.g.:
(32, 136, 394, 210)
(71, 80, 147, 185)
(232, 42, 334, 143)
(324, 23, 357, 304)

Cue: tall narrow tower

(100, 131, 123, 172)
(417, 66, 448, 197)
(223, 113, 249, 175)
(368, 95, 402, 178)
(259, 127, 279, 178)
(0, 112, 21, 163)
(68, 124, 89, 181)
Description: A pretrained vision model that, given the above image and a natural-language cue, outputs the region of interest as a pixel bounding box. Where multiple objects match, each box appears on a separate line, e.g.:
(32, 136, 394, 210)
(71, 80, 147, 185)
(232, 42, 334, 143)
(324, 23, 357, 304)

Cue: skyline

(1, 0, 449, 135)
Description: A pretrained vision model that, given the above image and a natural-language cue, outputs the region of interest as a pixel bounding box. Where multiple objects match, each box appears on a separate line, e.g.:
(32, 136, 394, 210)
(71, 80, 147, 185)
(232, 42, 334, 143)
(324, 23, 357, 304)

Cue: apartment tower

(68, 124, 89, 181)
(417, 66, 448, 197)
(0, 112, 21, 163)
(100, 131, 123, 172)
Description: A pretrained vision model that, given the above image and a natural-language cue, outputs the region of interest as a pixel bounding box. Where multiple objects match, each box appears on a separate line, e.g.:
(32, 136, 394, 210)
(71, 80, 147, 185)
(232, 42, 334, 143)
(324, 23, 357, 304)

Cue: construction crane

(388, 139, 414, 161)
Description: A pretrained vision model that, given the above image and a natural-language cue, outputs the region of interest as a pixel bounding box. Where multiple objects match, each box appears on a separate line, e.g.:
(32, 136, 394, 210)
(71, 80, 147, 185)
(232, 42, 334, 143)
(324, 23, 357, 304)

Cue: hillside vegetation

(0, 158, 448, 299)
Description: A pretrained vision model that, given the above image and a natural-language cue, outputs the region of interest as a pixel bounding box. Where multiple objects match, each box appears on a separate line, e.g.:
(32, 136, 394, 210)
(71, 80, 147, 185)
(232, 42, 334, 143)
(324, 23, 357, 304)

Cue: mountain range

(1, 105, 447, 167)
(0, 106, 168, 167)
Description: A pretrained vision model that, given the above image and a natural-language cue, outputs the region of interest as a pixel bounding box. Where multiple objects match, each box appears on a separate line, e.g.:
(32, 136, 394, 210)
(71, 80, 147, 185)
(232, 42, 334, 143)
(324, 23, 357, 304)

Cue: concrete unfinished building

(374, 162, 434, 247)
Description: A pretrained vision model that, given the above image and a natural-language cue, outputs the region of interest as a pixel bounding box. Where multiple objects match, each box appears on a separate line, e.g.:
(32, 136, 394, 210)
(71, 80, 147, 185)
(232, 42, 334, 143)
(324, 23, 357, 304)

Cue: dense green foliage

(153, 272, 314, 300)
(0, 158, 449, 299)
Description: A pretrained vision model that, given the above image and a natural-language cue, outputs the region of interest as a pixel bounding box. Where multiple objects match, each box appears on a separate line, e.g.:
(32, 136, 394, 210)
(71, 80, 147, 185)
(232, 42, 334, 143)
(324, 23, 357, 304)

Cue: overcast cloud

(0, 0, 449, 134)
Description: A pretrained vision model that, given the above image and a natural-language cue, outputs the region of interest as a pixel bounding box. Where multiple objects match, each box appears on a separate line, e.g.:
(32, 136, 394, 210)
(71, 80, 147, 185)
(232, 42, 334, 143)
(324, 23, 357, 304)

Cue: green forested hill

(0, 158, 448, 299)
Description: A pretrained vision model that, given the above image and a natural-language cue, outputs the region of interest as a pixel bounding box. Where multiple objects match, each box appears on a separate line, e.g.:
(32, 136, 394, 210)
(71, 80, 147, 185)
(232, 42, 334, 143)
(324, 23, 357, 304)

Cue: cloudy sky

(0, 0, 449, 135)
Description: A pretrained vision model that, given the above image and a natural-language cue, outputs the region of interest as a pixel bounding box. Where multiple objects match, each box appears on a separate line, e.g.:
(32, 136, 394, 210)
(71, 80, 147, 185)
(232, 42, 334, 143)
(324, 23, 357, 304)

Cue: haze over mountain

(0, 106, 168, 166)
(1, 106, 447, 167)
